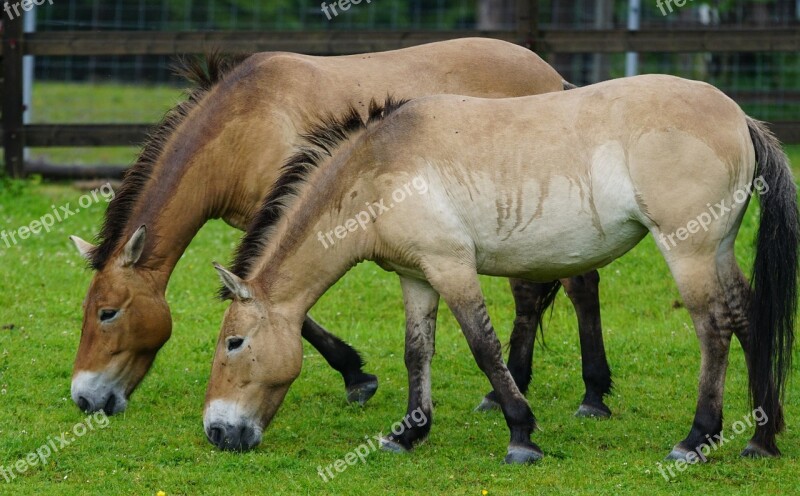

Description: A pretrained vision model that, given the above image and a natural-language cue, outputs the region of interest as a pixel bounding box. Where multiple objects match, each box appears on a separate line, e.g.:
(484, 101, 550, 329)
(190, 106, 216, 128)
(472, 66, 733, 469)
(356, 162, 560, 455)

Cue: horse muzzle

(71, 371, 128, 415)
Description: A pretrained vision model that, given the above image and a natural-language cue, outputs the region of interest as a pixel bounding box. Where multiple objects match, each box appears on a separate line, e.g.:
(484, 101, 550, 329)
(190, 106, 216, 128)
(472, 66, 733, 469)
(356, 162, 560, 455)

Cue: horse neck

(254, 168, 377, 317)
(127, 114, 293, 284)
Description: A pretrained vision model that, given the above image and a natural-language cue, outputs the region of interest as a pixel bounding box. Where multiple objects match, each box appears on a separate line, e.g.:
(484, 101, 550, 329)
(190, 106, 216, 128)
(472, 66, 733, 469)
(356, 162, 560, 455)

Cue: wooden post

(2, 10, 25, 177)
(516, 0, 539, 51)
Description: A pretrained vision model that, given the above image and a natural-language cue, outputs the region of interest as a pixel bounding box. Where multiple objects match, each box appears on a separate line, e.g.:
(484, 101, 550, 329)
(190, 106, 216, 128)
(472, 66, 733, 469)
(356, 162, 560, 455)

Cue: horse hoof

(379, 436, 408, 454)
(474, 396, 501, 413)
(741, 441, 780, 458)
(665, 446, 702, 462)
(503, 444, 543, 464)
(665, 447, 689, 461)
(575, 403, 611, 419)
(345, 377, 378, 406)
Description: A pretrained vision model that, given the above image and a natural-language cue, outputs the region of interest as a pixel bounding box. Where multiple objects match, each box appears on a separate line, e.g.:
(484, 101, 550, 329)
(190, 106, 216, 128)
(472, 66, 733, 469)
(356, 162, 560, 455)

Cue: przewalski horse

(68, 38, 613, 417)
(205, 75, 796, 463)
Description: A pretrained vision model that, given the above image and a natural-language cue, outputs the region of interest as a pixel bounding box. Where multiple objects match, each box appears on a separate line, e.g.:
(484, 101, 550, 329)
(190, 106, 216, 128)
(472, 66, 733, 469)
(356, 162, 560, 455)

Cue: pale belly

(377, 145, 649, 282)
(469, 170, 648, 281)
(473, 216, 647, 281)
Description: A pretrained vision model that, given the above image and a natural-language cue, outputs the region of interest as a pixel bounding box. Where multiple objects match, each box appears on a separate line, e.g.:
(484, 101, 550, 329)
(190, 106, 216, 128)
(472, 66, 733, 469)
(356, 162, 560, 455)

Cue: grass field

(1, 83, 800, 495)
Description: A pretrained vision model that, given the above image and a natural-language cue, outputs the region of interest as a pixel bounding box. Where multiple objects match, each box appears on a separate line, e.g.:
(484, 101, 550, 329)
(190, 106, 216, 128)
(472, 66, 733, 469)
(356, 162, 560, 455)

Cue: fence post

(516, 0, 539, 52)
(2, 10, 26, 177)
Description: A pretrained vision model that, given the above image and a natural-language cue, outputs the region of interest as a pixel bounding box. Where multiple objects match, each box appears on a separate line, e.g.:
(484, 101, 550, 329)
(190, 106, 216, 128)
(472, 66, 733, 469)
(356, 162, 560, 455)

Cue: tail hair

(746, 116, 798, 447)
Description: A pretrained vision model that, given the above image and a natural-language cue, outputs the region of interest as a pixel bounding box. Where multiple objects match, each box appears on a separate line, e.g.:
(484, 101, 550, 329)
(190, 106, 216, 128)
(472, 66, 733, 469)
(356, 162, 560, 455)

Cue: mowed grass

(0, 151, 798, 495)
(0, 81, 799, 495)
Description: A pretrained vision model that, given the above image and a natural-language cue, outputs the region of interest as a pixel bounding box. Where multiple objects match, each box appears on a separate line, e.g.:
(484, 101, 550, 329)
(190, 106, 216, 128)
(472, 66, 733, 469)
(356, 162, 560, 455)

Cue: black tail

(533, 280, 562, 346)
(747, 116, 798, 447)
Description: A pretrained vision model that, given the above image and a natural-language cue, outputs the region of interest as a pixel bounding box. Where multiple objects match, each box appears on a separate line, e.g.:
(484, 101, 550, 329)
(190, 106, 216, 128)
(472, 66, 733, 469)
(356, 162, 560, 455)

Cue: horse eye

(226, 337, 245, 352)
(99, 309, 119, 322)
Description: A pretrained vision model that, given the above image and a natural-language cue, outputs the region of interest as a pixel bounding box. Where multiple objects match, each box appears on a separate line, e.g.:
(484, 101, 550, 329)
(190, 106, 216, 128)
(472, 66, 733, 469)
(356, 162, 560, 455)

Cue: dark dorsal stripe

(88, 52, 248, 271)
(220, 96, 409, 299)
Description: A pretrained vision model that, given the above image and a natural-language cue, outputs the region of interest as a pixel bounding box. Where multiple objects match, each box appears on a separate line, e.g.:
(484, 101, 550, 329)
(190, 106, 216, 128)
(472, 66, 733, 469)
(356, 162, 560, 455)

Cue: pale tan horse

(206, 75, 796, 464)
(68, 38, 613, 416)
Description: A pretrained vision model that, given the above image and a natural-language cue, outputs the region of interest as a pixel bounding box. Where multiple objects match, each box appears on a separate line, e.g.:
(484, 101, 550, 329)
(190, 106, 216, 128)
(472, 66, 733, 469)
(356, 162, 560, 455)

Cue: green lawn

(0, 157, 798, 495)
(0, 82, 799, 495)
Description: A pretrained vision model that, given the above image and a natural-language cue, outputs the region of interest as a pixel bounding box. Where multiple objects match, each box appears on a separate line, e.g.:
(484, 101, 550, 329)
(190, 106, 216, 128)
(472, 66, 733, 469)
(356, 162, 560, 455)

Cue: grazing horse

(67, 38, 612, 416)
(204, 75, 796, 464)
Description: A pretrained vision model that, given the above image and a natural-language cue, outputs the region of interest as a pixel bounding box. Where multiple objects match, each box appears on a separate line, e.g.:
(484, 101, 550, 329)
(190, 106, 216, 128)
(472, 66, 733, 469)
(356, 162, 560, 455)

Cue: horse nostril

(77, 396, 91, 412)
(239, 426, 249, 450)
(208, 426, 223, 446)
(102, 395, 117, 415)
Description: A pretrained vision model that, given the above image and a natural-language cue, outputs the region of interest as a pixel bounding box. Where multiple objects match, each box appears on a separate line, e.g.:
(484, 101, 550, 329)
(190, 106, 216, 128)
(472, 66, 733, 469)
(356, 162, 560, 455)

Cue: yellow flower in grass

(156, 491, 166, 496)
(482, 491, 488, 496)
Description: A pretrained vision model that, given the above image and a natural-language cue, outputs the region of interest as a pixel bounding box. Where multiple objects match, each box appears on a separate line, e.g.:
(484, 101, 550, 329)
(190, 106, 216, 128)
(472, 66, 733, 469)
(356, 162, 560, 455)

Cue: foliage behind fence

(2, 1, 799, 177)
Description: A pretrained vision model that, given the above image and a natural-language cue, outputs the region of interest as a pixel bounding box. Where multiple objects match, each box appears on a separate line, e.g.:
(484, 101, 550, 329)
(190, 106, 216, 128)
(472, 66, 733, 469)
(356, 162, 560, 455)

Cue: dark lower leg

(671, 302, 731, 459)
(563, 271, 613, 416)
(425, 259, 540, 463)
(481, 279, 557, 407)
(675, 399, 725, 458)
(746, 377, 783, 456)
(456, 299, 538, 454)
(385, 277, 438, 450)
(301, 315, 378, 403)
(725, 269, 781, 456)
(507, 279, 558, 395)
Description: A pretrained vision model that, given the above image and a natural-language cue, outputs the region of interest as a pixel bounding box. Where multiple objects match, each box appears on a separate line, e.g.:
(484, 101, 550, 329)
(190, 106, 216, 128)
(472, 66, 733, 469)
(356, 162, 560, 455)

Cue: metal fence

(2, 0, 799, 178)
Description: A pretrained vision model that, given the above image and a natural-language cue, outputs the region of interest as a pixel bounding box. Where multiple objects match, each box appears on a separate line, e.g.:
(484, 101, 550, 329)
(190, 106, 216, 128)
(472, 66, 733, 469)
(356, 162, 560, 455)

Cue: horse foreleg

(301, 316, 378, 405)
(380, 276, 439, 452)
(427, 260, 541, 464)
(475, 278, 547, 412)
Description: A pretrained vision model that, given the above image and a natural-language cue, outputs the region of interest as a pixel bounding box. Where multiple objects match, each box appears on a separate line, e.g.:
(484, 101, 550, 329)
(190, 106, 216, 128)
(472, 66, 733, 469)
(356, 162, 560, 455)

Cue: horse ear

(69, 235, 96, 260)
(213, 262, 252, 300)
(120, 225, 147, 267)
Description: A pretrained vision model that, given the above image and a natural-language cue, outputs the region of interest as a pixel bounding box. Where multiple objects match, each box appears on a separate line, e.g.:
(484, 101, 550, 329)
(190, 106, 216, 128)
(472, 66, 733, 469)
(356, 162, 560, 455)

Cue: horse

(204, 74, 797, 464)
(67, 38, 612, 417)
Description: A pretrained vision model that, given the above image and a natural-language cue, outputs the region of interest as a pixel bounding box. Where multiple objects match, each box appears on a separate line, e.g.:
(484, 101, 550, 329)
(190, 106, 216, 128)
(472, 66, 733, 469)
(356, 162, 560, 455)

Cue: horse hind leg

(475, 278, 554, 412)
(668, 246, 783, 460)
(716, 251, 782, 457)
(476, 274, 612, 418)
(562, 271, 613, 418)
(654, 244, 735, 462)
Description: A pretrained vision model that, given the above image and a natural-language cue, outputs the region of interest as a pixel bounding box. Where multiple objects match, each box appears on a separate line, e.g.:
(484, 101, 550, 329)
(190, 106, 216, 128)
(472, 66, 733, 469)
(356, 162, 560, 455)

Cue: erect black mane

(88, 52, 248, 270)
(220, 96, 409, 299)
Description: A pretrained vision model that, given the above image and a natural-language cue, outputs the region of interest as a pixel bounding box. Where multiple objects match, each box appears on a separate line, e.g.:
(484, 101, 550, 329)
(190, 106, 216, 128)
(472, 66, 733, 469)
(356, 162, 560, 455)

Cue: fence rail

(2, 8, 800, 178)
(2, 28, 799, 57)
(4, 108, 798, 149)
